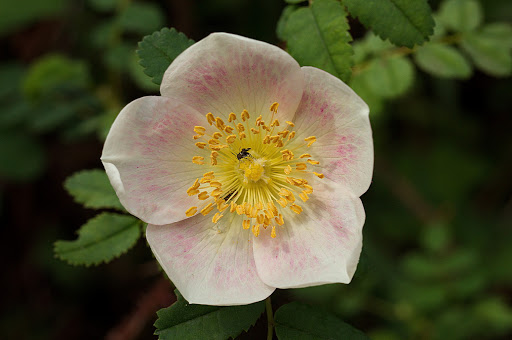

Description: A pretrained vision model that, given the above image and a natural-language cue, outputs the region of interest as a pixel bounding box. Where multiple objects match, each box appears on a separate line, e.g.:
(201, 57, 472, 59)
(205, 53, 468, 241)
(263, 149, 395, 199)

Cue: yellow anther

(192, 156, 205, 165)
(264, 216, 270, 226)
(270, 136, 280, 143)
(211, 188, 222, 197)
(210, 144, 228, 151)
(252, 224, 260, 237)
(271, 119, 280, 127)
(275, 214, 285, 226)
(194, 126, 206, 134)
(198, 191, 209, 200)
(211, 151, 219, 158)
(255, 202, 264, 210)
(230, 202, 237, 213)
(300, 153, 312, 158)
(236, 204, 245, 215)
(228, 112, 237, 122)
(217, 201, 229, 212)
(255, 115, 263, 125)
(270, 102, 279, 113)
(290, 204, 303, 214)
(264, 209, 274, 219)
(191, 178, 200, 189)
(193, 134, 202, 140)
(226, 134, 237, 144)
(284, 165, 292, 175)
(307, 159, 319, 165)
(250, 128, 260, 134)
(215, 117, 225, 130)
(278, 187, 292, 196)
(203, 171, 214, 178)
(263, 135, 271, 144)
(201, 203, 215, 216)
(224, 126, 234, 133)
(285, 192, 296, 203)
(212, 212, 223, 223)
(257, 214, 265, 224)
(275, 139, 284, 148)
(212, 132, 223, 139)
(209, 181, 222, 188)
(239, 132, 246, 140)
(250, 206, 259, 218)
(277, 197, 288, 207)
(208, 138, 219, 145)
(286, 121, 295, 127)
(241, 109, 250, 121)
(206, 112, 215, 125)
(278, 130, 289, 138)
(268, 202, 278, 216)
(186, 187, 200, 196)
(299, 191, 309, 202)
(313, 172, 325, 179)
(243, 220, 251, 230)
(304, 184, 314, 194)
(236, 123, 245, 132)
(296, 163, 307, 170)
(271, 226, 277, 238)
(185, 206, 197, 217)
(288, 131, 296, 140)
(195, 142, 207, 149)
(305, 136, 317, 147)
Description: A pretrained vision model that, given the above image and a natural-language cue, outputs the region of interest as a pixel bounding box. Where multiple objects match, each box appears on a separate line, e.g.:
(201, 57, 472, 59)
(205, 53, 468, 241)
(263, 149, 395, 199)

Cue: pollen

(183, 101, 327, 238)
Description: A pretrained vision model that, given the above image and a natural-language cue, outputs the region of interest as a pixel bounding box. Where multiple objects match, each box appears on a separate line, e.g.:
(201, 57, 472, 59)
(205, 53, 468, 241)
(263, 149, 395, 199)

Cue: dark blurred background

(1, 0, 511, 339)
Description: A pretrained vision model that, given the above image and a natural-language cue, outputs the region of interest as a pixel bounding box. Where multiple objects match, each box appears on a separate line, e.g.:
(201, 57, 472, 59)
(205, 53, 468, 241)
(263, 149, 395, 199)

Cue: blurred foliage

(1, 0, 511, 339)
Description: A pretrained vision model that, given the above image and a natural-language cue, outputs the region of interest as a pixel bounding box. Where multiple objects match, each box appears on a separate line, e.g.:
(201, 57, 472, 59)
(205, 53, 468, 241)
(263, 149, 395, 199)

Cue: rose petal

(160, 33, 304, 123)
(291, 66, 373, 196)
(101, 96, 210, 225)
(146, 213, 275, 305)
(253, 180, 365, 288)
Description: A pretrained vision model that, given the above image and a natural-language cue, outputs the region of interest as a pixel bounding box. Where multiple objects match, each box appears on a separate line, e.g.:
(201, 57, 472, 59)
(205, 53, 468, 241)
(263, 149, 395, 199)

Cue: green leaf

(104, 43, 134, 72)
(118, 2, 165, 35)
(154, 290, 264, 340)
(461, 30, 512, 77)
(274, 302, 370, 340)
(54, 213, 141, 266)
(284, 0, 353, 81)
(88, 0, 117, 12)
(414, 43, 472, 78)
(276, 5, 298, 41)
(285, 0, 306, 4)
(0, 131, 46, 181)
(349, 74, 385, 115)
(359, 56, 415, 98)
(343, 0, 434, 48)
(137, 27, 195, 85)
(479, 23, 512, 48)
(64, 169, 124, 210)
(438, 0, 483, 32)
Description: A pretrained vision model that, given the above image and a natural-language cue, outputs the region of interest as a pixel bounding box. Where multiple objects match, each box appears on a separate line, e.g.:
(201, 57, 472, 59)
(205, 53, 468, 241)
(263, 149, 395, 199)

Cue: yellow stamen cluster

(185, 102, 324, 239)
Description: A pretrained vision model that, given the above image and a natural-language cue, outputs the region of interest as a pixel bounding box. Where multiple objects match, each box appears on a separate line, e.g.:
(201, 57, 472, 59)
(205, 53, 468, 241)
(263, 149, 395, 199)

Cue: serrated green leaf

(343, 0, 434, 48)
(284, 0, 353, 81)
(276, 5, 298, 41)
(64, 169, 124, 210)
(154, 290, 264, 340)
(0, 131, 46, 181)
(461, 30, 512, 77)
(360, 56, 415, 98)
(414, 43, 472, 78)
(274, 302, 369, 340)
(118, 2, 165, 35)
(54, 213, 141, 266)
(438, 0, 482, 32)
(137, 27, 195, 85)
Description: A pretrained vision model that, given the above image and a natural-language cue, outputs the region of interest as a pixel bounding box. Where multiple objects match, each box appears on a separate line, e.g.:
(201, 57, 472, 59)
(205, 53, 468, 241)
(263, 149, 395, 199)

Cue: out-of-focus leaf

(361, 56, 415, 98)
(478, 23, 512, 48)
(0, 131, 46, 181)
(414, 43, 472, 78)
(343, 0, 434, 48)
(91, 20, 116, 48)
(88, 0, 117, 12)
(64, 169, 124, 210)
(276, 5, 298, 41)
(154, 290, 264, 340)
(23, 55, 90, 100)
(461, 27, 512, 76)
(137, 27, 195, 85)
(349, 74, 385, 114)
(104, 43, 134, 72)
(118, 2, 165, 35)
(54, 213, 141, 266)
(438, 0, 483, 32)
(275, 302, 370, 339)
(474, 298, 512, 333)
(420, 222, 451, 253)
(0, 0, 69, 37)
(284, 0, 353, 81)
(285, 0, 306, 4)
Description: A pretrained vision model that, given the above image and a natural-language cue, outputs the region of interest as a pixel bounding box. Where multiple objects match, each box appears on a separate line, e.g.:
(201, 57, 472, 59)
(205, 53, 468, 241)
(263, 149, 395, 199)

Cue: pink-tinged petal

(101, 96, 209, 225)
(253, 180, 365, 288)
(146, 214, 275, 306)
(160, 33, 304, 122)
(292, 66, 373, 196)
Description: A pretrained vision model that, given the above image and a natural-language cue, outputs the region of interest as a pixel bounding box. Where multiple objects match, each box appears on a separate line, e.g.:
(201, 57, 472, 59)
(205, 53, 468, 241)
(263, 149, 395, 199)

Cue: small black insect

(236, 148, 252, 161)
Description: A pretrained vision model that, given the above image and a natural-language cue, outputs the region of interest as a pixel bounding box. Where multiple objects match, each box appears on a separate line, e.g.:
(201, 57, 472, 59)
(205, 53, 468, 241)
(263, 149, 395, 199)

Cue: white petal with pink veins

(291, 66, 373, 197)
(252, 180, 365, 288)
(101, 96, 209, 225)
(146, 213, 275, 306)
(160, 33, 304, 123)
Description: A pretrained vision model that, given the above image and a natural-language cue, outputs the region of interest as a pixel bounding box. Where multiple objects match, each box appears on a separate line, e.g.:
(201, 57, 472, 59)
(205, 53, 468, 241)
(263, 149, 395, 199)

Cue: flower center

(184, 102, 323, 238)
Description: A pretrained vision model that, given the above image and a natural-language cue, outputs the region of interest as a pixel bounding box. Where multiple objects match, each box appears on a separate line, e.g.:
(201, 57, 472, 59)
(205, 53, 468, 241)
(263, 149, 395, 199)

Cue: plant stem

(266, 296, 274, 340)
